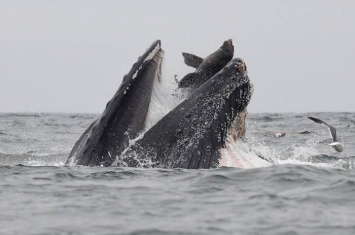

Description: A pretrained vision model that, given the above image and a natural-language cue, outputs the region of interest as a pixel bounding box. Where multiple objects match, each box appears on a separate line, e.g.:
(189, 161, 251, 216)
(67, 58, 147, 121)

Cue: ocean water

(0, 112, 355, 235)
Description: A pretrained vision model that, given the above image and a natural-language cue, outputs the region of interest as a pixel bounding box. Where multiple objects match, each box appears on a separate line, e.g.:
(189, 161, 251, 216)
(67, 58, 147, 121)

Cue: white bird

(307, 116, 344, 152)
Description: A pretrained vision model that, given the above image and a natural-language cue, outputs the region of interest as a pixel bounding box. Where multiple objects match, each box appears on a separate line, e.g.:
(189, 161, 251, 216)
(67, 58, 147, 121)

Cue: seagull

(307, 116, 344, 152)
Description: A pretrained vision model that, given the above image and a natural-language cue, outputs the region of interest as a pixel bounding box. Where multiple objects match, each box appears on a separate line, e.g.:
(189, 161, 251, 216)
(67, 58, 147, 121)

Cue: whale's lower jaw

(219, 140, 272, 168)
(66, 40, 165, 167)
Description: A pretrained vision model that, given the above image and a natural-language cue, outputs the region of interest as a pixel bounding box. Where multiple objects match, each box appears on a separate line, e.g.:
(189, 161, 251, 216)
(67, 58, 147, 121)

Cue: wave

(0, 152, 67, 166)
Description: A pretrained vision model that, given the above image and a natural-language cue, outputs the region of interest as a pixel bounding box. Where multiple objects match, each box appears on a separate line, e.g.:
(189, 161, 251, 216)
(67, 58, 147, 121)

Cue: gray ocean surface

(1, 112, 355, 235)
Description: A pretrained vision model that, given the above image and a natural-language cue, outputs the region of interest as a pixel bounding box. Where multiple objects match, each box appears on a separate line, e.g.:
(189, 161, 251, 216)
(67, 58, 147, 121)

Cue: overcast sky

(0, 0, 354, 113)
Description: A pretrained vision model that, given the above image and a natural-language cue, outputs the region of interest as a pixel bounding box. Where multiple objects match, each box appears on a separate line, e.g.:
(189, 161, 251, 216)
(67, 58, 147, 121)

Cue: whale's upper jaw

(121, 58, 254, 169)
(175, 58, 253, 168)
(234, 58, 247, 74)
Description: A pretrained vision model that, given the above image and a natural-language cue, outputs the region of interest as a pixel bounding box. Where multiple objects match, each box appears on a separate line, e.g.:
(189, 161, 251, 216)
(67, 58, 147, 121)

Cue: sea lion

(178, 39, 234, 91)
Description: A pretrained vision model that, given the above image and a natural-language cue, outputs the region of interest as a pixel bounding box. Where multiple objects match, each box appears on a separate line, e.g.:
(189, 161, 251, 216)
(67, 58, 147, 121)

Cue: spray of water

(245, 120, 353, 169)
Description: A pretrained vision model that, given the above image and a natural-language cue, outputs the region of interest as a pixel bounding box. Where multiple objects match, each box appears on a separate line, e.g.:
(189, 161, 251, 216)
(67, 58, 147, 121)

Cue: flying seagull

(307, 116, 344, 152)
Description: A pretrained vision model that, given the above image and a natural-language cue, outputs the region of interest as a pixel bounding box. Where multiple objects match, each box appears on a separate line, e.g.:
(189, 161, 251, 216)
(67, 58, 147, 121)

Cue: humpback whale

(66, 40, 269, 168)
(178, 39, 234, 92)
(116, 58, 264, 168)
(66, 40, 164, 166)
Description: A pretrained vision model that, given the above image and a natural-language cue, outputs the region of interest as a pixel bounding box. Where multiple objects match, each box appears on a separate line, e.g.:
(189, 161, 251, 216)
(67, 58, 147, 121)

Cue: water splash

(24, 158, 64, 167)
(246, 119, 355, 170)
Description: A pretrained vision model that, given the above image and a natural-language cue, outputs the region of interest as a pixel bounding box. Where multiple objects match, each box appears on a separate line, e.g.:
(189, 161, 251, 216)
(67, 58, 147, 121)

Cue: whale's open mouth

(67, 41, 263, 169)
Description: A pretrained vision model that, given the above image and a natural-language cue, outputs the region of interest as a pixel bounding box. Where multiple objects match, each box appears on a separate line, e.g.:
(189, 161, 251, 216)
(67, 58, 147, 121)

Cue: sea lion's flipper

(178, 72, 201, 88)
(182, 52, 204, 69)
